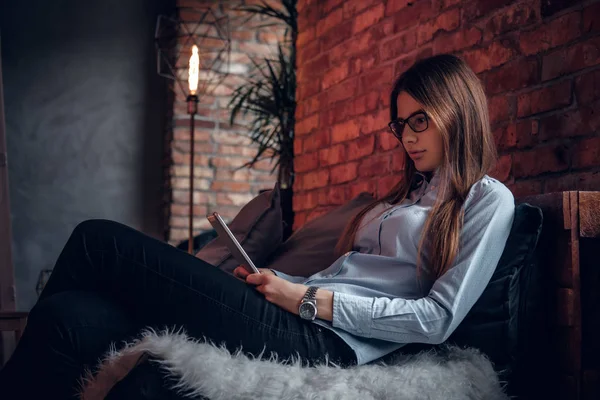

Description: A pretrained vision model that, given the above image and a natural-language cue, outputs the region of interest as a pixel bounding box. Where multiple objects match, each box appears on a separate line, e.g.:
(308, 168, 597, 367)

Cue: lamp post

(155, 11, 230, 253)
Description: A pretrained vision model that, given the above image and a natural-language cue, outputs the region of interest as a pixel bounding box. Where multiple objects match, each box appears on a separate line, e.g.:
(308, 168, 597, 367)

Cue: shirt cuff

(332, 292, 373, 337)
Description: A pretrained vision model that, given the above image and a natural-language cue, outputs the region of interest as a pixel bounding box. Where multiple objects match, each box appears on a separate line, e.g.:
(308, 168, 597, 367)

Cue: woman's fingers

(233, 266, 250, 280)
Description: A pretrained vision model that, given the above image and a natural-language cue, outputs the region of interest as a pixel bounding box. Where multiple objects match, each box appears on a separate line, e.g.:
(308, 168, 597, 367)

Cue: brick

(297, 40, 321, 65)
(296, 113, 320, 136)
(332, 118, 361, 143)
(292, 211, 308, 230)
(378, 174, 403, 196)
(353, 4, 386, 35)
(172, 177, 211, 191)
(488, 95, 512, 125)
(393, 1, 434, 33)
(321, 20, 354, 50)
(322, 62, 350, 90)
(385, 0, 414, 16)
(433, 26, 482, 53)
(507, 179, 543, 197)
(377, 130, 401, 151)
(301, 169, 330, 190)
(295, 191, 319, 211)
(461, 39, 517, 74)
(493, 123, 517, 150)
(349, 51, 379, 76)
(298, 53, 329, 81)
(489, 154, 512, 182)
(575, 69, 600, 106)
(432, 0, 461, 11)
(295, 151, 320, 172)
(394, 47, 434, 76)
(210, 181, 252, 192)
(327, 78, 358, 104)
(360, 108, 389, 135)
(320, 100, 354, 126)
(329, 19, 394, 63)
(317, 7, 343, 35)
(463, 0, 514, 22)
(513, 145, 570, 178)
(297, 27, 316, 48)
(297, 78, 321, 101)
(417, 8, 460, 45)
(318, 186, 347, 205)
(170, 203, 208, 218)
(298, 2, 321, 33)
(172, 126, 211, 144)
(238, 41, 274, 55)
(331, 162, 359, 184)
(323, 0, 344, 14)
(485, 57, 539, 95)
(519, 12, 581, 56)
(353, 91, 381, 116)
(483, 0, 539, 41)
(391, 151, 406, 172)
(172, 150, 210, 166)
(343, 0, 380, 18)
(349, 180, 377, 198)
(572, 137, 600, 170)
(515, 119, 539, 148)
(347, 134, 376, 160)
(380, 29, 418, 62)
(319, 144, 346, 166)
(542, 36, 600, 81)
(303, 129, 331, 152)
(544, 171, 600, 193)
(359, 154, 392, 177)
(538, 108, 593, 141)
(584, 2, 600, 34)
(517, 81, 572, 118)
(359, 65, 395, 94)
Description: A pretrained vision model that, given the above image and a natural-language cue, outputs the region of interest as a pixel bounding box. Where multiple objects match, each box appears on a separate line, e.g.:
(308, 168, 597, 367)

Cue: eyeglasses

(388, 110, 429, 141)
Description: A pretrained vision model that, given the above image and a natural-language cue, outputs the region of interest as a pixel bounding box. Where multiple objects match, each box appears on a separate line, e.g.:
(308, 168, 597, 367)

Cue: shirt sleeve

(331, 182, 515, 344)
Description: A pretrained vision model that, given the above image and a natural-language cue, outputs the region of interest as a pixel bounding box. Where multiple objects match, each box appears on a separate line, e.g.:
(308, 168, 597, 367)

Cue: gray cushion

(265, 192, 375, 277)
(195, 183, 283, 274)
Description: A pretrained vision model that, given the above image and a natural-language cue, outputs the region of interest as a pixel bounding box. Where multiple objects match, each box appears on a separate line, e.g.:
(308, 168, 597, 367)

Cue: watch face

(299, 302, 317, 320)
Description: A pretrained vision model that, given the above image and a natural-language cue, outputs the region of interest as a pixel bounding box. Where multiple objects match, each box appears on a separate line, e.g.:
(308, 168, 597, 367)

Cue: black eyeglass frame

(387, 110, 429, 140)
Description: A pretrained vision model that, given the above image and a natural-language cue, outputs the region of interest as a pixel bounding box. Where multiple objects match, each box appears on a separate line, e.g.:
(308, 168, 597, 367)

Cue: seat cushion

(447, 202, 543, 372)
(195, 183, 283, 274)
(265, 192, 375, 277)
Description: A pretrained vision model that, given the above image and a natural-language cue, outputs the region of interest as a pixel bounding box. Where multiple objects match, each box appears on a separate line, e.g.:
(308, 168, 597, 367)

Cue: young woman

(0, 54, 514, 398)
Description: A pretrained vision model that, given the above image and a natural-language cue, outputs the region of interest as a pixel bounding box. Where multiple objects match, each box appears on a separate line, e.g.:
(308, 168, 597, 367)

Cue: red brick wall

(293, 0, 600, 229)
(166, 1, 283, 244)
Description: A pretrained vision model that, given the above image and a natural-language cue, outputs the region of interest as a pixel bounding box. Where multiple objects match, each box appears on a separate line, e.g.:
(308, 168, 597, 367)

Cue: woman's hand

(234, 266, 305, 315)
(232, 266, 274, 280)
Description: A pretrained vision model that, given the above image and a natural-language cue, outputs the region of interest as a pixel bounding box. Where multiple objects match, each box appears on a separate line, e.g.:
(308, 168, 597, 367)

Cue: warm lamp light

(189, 45, 199, 96)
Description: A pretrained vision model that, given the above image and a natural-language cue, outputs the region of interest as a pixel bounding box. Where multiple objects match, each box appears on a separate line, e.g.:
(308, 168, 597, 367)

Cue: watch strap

(302, 286, 318, 302)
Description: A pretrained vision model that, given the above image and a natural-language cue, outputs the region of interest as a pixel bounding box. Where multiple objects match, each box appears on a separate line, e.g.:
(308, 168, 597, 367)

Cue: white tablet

(206, 212, 261, 274)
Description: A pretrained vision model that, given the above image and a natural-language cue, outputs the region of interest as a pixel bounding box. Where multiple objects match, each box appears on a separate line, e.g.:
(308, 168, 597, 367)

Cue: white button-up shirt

(275, 173, 515, 364)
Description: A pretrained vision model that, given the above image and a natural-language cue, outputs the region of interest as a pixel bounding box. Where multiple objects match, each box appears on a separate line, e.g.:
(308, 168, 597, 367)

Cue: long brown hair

(335, 54, 497, 280)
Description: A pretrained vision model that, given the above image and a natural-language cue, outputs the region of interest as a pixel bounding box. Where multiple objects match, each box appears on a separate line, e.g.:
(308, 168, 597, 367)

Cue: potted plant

(229, 0, 297, 238)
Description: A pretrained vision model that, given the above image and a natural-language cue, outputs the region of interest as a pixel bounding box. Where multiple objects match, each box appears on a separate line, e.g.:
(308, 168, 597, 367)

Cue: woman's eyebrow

(397, 109, 425, 120)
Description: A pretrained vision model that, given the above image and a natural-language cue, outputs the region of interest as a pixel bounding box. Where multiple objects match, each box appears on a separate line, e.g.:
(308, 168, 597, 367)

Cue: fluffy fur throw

(79, 330, 509, 400)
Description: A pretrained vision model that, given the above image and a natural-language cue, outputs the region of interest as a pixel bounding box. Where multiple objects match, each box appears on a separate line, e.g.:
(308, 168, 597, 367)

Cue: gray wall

(0, 0, 174, 310)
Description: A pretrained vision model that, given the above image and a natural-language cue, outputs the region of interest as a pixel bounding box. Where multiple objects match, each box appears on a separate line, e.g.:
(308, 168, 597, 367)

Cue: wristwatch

(298, 286, 318, 321)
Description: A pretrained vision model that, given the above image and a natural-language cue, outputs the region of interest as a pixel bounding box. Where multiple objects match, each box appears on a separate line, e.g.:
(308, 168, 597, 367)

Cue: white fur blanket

(79, 330, 509, 400)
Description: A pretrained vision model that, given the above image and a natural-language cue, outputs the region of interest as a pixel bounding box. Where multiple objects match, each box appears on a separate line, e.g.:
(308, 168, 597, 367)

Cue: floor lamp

(155, 10, 230, 254)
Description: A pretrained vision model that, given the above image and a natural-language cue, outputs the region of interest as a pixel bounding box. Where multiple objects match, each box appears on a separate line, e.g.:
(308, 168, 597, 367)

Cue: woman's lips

(408, 150, 426, 159)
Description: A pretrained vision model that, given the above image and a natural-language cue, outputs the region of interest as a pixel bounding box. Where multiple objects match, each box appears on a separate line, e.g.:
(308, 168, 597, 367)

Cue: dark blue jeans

(0, 219, 356, 399)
